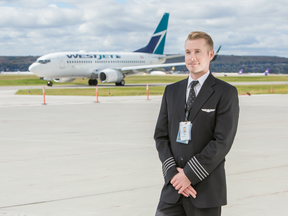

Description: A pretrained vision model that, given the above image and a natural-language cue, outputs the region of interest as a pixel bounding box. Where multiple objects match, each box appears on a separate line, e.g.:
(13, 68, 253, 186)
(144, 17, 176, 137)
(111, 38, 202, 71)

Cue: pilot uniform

(154, 72, 239, 215)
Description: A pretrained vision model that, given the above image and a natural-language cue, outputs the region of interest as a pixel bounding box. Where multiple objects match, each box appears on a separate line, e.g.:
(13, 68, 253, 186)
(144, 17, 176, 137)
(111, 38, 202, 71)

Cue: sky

(0, 0, 288, 57)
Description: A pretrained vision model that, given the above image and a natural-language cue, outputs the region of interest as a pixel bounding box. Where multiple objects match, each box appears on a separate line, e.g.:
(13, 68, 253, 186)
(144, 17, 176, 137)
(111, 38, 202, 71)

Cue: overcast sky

(0, 0, 288, 57)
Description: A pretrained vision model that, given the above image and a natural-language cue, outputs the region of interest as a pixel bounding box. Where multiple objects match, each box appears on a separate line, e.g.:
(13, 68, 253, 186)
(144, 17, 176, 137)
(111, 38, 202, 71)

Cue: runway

(0, 89, 287, 216)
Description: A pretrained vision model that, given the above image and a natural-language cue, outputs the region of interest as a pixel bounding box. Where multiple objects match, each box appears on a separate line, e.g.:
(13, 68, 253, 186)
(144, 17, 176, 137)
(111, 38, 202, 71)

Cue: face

(185, 38, 214, 80)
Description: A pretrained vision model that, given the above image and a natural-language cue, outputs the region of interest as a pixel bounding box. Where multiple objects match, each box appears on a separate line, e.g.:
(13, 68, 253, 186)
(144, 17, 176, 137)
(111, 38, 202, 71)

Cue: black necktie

(186, 80, 199, 112)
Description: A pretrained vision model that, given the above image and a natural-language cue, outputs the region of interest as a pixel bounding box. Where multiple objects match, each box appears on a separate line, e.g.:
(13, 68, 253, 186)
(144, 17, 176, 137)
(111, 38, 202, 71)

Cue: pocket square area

(201, 109, 215, 113)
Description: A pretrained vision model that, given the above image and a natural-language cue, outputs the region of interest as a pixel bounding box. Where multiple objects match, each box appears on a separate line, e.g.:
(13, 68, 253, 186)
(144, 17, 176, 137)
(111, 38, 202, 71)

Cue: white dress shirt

(186, 71, 210, 102)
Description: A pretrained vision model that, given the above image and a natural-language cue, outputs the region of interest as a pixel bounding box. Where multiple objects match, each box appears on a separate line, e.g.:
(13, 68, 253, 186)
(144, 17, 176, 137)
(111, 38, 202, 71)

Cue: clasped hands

(170, 167, 197, 198)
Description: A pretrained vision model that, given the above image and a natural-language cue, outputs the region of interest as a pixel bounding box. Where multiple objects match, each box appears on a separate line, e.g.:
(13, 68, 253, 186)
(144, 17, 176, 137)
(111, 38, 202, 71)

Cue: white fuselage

(29, 51, 165, 79)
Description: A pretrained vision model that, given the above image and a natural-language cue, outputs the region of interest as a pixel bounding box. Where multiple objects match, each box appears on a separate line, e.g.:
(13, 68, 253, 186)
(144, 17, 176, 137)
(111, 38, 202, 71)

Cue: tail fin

(264, 68, 269, 76)
(134, 13, 169, 54)
(211, 45, 222, 62)
(239, 69, 243, 74)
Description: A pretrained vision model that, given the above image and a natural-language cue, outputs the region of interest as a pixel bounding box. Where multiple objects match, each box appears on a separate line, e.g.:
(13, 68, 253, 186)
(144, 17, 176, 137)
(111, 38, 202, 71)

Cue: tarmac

(0, 88, 287, 216)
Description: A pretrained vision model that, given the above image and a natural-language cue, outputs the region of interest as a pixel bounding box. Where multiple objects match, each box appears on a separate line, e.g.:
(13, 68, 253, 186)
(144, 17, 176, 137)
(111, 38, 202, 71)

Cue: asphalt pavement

(0, 89, 287, 216)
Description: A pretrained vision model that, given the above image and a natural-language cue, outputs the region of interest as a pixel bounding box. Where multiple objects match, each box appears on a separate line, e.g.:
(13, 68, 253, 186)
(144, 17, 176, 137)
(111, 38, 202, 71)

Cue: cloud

(0, 0, 287, 57)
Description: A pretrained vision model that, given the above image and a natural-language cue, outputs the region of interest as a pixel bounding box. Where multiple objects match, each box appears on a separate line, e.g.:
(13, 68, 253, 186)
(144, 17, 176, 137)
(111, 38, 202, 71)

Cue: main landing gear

(115, 80, 125, 86)
(88, 79, 98, 86)
(47, 81, 53, 87)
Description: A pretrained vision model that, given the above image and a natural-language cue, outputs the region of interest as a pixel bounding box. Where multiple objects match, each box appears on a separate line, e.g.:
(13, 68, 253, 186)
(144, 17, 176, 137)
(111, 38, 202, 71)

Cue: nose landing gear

(47, 81, 53, 87)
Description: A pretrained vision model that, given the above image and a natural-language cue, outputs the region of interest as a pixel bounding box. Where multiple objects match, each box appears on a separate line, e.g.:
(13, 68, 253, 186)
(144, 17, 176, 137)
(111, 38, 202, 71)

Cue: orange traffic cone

(269, 86, 274, 93)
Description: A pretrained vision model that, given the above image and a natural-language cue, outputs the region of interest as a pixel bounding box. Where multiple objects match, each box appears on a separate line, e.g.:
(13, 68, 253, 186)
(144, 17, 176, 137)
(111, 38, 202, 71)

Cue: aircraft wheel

(120, 80, 125, 86)
(88, 79, 93, 86)
(47, 81, 53, 87)
(92, 79, 98, 86)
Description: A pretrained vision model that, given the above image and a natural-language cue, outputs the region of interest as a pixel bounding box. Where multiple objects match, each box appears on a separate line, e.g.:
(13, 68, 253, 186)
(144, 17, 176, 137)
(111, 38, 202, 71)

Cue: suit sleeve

(154, 87, 178, 185)
(184, 86, 239, 185)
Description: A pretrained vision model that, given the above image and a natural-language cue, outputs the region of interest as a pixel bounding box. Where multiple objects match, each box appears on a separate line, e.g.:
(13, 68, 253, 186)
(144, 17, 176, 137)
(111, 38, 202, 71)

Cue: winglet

(211, 45, 221, 62)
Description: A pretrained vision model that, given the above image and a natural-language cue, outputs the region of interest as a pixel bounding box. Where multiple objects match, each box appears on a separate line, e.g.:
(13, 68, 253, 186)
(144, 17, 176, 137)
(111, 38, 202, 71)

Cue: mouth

(188, 62, 199, 66)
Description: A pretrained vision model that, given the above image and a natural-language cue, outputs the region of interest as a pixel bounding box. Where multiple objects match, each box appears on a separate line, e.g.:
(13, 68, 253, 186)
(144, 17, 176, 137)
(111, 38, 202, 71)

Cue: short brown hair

(186, 31, 214, 51)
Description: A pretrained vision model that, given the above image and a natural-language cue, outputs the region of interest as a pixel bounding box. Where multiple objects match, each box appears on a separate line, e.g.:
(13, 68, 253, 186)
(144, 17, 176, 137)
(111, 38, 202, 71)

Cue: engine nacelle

(99, 69, 124, 83)
(53, 78, 76, 83)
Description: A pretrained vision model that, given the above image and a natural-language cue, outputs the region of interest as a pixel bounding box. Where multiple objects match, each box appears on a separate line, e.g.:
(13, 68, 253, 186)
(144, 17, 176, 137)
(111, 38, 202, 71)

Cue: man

(154, 31, 239, 216)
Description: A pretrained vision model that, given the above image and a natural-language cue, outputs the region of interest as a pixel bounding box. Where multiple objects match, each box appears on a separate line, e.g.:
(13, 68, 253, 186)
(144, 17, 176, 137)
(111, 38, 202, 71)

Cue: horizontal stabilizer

(121, 62, 185, 72)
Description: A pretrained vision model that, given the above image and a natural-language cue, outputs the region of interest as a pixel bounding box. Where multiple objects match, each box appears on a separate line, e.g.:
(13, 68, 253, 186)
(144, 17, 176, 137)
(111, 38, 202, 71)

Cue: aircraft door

(59, 57, 65, 69)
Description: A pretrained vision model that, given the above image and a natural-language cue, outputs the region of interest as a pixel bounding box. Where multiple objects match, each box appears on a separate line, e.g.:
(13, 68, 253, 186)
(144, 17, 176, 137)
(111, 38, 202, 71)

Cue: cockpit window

(37, 59, 51, 64)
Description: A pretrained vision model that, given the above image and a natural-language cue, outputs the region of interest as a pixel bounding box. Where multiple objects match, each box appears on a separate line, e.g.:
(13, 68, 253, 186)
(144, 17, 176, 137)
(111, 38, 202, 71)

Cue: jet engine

(53, 78, 76, 83)
(99, 69, 124, 83)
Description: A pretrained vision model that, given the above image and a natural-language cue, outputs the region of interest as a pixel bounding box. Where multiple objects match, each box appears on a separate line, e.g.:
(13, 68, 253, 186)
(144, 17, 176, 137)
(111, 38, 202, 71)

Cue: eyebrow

(185, 48, 201, 51)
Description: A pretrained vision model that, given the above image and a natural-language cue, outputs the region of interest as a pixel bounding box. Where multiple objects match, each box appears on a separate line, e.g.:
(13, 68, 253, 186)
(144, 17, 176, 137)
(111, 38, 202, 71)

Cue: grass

(16, 84, 288, 96)
(235, 84, 288, 95)
(1, 74, 288, 86)
(0, 75, 50, 86)
(16, 86, 166, 96)
(218, 76, 288, 82)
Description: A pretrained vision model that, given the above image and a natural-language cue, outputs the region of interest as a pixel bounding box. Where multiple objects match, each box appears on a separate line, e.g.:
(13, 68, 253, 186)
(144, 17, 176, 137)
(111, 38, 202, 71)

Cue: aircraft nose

(29, 63, 41, 75)
(28, 63, 36, 72)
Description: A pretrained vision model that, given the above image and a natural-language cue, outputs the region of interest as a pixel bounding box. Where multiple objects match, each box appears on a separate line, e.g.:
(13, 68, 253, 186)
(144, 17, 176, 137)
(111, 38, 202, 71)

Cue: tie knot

(191, 80, 199, 88)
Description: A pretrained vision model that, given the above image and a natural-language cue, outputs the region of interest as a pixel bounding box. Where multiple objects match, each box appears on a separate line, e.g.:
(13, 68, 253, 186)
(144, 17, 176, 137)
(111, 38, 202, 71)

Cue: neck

(189, 71, 209, 80)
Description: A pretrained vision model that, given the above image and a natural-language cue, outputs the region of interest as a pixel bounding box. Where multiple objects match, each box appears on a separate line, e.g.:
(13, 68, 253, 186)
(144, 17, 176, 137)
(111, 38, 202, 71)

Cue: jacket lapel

(176, 78, 188, 121)
(189, 73, 215, 122)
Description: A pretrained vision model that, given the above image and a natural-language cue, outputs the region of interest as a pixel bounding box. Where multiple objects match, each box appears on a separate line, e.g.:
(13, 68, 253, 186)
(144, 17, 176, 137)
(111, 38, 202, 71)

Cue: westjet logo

(67, 54, 121, 60)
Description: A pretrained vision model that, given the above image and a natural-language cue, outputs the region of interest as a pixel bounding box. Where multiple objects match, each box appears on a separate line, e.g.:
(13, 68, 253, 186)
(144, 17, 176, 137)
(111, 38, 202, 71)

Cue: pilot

(154, 31, 239, 216)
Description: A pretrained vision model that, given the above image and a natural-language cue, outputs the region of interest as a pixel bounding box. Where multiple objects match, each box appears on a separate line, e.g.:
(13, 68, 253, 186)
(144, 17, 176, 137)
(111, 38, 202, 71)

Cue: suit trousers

(155, 196, 221, 216)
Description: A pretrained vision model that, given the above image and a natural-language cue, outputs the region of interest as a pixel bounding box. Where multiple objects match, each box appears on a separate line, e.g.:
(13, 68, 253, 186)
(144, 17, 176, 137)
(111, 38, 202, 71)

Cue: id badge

(176, 121, 192, 144)
(179, 121, 191, 141)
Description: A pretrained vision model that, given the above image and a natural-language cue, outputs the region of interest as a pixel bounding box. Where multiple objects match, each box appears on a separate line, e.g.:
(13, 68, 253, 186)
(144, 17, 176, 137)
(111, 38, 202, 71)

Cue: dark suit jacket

(154, 73, 239, 208)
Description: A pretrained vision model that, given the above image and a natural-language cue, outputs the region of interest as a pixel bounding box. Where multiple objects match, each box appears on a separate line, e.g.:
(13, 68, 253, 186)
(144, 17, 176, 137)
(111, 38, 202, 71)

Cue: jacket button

(180, 157, 183, 160)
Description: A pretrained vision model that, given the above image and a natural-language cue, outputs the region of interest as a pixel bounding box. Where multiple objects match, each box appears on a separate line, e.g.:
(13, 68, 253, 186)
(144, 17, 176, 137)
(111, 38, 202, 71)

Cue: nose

(29, 63, 35, 72)
(29, 63, 41, 75)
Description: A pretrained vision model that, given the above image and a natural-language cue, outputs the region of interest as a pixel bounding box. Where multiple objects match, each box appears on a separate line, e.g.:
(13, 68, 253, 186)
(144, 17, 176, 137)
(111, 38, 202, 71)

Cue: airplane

(150, 70, 167, 75)
(249, 68, 269, 76)
(238, 68, 269, 76)
(29, 13, 221, 87)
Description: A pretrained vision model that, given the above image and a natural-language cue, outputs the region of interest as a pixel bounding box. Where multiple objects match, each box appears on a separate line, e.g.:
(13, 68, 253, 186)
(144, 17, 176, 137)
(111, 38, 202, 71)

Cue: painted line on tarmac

(0, 185, 160, 209)
(0, 101, 95, 108)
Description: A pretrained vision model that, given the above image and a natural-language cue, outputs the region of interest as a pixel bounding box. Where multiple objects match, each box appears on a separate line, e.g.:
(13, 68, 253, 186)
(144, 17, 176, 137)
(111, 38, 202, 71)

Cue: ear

(209, 50, 215, 61)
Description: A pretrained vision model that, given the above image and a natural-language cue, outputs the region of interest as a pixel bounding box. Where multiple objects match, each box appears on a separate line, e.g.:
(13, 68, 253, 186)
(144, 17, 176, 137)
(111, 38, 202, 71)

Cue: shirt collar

(187, 71, 210, 88)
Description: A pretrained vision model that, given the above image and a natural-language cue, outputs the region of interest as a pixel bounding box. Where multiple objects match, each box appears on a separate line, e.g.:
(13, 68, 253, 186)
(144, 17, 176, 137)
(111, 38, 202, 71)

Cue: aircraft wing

(158, 54, 185, 60)
(120, 62, 186, 72)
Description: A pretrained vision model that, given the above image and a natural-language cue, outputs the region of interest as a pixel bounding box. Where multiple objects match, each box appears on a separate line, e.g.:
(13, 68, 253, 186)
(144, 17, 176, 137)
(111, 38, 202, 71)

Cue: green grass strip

(16, 84, 288, 96)
(219, 76, 288, 82)
(235, 84, 288, 95)
(16, 86, 166, 96)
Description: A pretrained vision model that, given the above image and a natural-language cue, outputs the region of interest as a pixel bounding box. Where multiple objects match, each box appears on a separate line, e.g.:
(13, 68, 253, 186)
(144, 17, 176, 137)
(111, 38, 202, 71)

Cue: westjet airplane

(29, 13, 220, 87)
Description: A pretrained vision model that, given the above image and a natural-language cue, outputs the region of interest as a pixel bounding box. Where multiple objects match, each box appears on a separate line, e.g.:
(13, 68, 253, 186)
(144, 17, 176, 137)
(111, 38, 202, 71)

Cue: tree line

(1, 55, 288, 74)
